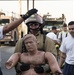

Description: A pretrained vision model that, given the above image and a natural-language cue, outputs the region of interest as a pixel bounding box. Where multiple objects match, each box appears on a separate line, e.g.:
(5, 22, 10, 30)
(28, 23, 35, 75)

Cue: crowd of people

(0, 8, 74, 75)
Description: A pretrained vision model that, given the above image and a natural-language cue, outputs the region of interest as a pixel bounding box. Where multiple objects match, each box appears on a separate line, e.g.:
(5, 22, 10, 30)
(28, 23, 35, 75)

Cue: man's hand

(15, 62, 30, 73)
(5, 61, 13, 69)
(20, 62, 30, 71)
(34, 64, 51, 74)
(20, 8, 38, 20)
(34, 65, 44, 74)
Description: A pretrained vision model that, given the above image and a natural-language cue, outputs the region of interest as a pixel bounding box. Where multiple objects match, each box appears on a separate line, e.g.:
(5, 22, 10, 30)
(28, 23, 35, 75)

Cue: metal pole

(27, 0, 29, 11)
(33, 0, 34, 9)
(18, 0, 22, 39)
(19, 0, 22, 14)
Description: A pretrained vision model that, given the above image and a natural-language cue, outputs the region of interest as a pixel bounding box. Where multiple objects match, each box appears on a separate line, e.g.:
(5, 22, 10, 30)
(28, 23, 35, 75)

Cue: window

(0, 19, 10, 26)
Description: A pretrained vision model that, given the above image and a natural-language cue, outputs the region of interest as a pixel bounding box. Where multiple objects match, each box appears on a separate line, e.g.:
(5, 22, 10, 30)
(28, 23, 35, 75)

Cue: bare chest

(20, 52, 45, 65)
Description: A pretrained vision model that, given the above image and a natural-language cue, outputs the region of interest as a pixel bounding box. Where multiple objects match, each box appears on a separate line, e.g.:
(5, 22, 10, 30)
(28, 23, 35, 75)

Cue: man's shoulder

(45, 36, 53, 41)
(46, 32, 52, 35)
(46, 32, 55, 37)
(64, 36, 71, 43)
(61, 36, 69, 44)
(45, 52, 54, 57)
(16, 38, 23, 45)
(45, 36, 55, 46)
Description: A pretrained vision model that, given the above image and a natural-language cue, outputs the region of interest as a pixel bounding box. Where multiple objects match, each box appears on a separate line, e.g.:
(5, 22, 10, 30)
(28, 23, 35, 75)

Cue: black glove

(15, 62, 30, 73)
(20, 8, 38, 20)
(34, 65, 44, 74)
(34, 64, 51, 74)
(20, 62, 30, 71)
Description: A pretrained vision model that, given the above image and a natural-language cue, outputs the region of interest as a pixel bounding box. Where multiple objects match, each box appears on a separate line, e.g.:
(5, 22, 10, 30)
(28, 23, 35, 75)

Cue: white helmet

(25, 13, 43, 25)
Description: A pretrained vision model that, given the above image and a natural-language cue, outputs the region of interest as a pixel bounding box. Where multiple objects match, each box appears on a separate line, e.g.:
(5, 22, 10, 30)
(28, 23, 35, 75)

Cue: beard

(70, 33, 74, 38)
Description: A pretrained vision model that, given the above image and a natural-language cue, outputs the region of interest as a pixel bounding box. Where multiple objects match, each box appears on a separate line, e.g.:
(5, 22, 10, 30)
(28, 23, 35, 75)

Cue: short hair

(63, 23, 67, 27)
(52, 26, 57, 30)
(68, 21, 74, 26)
(23, 34, 37, 42)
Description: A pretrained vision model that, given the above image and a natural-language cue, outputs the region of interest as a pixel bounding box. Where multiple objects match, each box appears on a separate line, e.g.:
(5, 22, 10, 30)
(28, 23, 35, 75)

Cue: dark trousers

(0, 67, 3, 75)
(63, 63, 74, 75)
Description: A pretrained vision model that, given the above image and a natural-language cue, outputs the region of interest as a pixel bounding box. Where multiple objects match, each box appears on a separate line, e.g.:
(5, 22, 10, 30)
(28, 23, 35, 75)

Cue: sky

(0, 0, 74, 24)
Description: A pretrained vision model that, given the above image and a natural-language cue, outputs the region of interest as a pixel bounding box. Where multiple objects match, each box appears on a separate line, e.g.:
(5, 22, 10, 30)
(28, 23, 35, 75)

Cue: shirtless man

(5, 34, 63, 75)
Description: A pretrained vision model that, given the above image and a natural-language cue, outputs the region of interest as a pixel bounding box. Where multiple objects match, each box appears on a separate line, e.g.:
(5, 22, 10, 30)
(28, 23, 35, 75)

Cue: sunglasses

(28, 23, 39, 26)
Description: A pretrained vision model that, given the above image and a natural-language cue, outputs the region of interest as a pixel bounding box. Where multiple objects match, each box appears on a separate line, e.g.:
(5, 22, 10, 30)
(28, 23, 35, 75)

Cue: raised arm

(3, 8, 38, 34)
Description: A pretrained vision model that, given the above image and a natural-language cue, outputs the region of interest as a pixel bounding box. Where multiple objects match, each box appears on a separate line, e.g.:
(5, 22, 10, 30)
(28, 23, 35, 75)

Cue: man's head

(25, 13, 44, 33)
(62, 23, 67, 32)
(23, 34, 38, 52)
(52, 26, 57, 34)
(68, 21, 74, 37)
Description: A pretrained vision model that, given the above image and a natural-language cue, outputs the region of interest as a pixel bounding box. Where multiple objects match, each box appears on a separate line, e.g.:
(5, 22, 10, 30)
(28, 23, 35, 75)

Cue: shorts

(63, 63, 74, 75)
